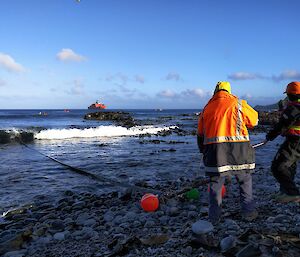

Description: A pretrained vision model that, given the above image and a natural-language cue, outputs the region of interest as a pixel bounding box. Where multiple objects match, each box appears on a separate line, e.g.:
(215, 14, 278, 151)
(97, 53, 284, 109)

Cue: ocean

(0, 109, 281, 215)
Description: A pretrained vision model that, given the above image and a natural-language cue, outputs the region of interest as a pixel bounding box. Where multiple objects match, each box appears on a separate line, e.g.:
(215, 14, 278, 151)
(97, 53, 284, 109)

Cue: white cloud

(105, 72, 129, 86)
(0, 79, 6, 87)
(134, 75, 145, 84)
(66, 79, 85, 95)
(158, 87, 211, 100)
(272, 70, 300, 82)
(157, 89, 177, 98)
(56, 49, 87, 62)
(240, 93, 253, 100)
(0, 53, 25, 73)
(182, 88, 207, 98)
(228, 72, 264, 81)
(165, 72, 181, 81)
(228, 70, 300, 82)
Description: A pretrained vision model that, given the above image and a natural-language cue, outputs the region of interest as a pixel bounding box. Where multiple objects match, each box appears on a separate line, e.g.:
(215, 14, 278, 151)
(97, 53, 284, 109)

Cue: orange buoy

(208, 185, 226, 198)
(140, 193, 159, 212)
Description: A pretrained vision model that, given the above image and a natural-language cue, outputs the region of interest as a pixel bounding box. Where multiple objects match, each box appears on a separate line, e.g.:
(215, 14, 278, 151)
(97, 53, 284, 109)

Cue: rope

(19, 141, 162, 194)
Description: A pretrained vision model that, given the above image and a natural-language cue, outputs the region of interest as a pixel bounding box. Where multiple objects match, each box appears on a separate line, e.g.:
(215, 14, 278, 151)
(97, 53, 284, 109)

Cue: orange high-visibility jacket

(197, 91, 258, 175)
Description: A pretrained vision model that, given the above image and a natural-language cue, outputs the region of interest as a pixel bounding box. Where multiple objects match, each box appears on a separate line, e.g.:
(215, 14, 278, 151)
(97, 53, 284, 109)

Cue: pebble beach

(1, 147, 300, 257)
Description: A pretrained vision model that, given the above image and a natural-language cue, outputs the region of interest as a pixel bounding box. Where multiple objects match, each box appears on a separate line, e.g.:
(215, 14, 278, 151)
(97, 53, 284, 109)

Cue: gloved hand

(266, 130, 278, 141)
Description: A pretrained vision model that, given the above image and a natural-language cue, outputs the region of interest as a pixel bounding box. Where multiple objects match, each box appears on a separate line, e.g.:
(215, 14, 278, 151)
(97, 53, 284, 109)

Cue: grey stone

(63, 217, 74, 226)
(236, 243, 261, 257)
(192, 220, 214, 235)
(222, 219, 240, 231)
(84, 219, 96, 227)
(133, 220, 142, 228)
(0, 233, 23, 256)
(3, 250, 26, 257)
(144, 220, 156, 228)
(103, 211, 114, 222)
(169, 207, 179, 216)
(50, 219, 65, 231)
(166, 199, 178, 207)
(35, 236, 52, 246)
(53, 232, 65, 241)
(72, 201, 86, 210)
(33, 227, 46, 237)
(159, 216, 169, 226)
(220, 235, 237, 253)
(76, 213, 90, 225)
(273, 214, 289, 223)
(125, 211, 137, 221)
(188, 205, 197, 211)
(113, 215, 124, 225)
(188, 211, 198, 219)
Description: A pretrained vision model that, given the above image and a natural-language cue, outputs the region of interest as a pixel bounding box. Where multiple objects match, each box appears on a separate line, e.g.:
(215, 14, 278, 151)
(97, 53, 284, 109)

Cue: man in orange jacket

(197, 81, 258, 223)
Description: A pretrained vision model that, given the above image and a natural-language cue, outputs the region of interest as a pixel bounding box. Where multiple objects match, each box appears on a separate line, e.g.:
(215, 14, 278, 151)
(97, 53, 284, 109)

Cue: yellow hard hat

(215, 81, 231, 94)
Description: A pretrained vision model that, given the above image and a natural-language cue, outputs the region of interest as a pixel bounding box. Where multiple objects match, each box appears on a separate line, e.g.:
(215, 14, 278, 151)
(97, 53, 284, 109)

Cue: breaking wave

(0, 125, 178, 143)
(35, 125, 177, 140)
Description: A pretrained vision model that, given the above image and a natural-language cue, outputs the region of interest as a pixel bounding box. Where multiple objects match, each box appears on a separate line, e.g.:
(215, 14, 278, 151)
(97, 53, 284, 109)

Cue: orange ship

(88, 100, 106, 109)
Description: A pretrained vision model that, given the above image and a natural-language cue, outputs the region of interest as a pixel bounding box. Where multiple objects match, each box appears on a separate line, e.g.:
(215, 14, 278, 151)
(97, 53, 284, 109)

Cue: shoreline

(1, 164, 300, 257)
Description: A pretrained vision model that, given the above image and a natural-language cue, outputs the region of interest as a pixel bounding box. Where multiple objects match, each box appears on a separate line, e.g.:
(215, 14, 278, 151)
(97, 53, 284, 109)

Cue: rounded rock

(192, 220, 214, 235)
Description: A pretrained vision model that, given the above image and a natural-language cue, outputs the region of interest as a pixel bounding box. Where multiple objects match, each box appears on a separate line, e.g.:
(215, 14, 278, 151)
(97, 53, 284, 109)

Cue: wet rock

(124, 211, 137, 222)
(84, 111, 136, 127)
(3, 250, 26, 257)
(139, 234, 169, 245)
(0, 130, 11, 144)
(192, 220, 214, 235)
(222, 219, 240, 231)
(273, 214, 290, 223)
(84, 219, 96, 227)
(34, 236, 52, 246)
(188, 211, 198, 219)
(0, 233, 24, 256)
(50, 219, 65, 231)
(144, 220, 156, 228)
(190, 234, 219, 249)
(236, 243, 261, 257)
(72, 201, 86, 210)
(76, 213, 90, 226)
(168, 207, 179, 216)
(220, 235, 237, 253)
(19, 132, 34, 143)
(53, 232, 66, 241)
(159, 216, 169, 226)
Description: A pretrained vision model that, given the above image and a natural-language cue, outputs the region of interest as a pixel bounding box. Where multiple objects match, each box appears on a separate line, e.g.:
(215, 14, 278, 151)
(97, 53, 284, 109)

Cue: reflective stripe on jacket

(285, 102, 300, 136)
(197, 91, 258, 175)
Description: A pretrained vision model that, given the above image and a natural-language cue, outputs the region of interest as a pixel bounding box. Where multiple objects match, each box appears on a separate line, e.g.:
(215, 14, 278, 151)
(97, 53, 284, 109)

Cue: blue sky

(1, 0, 300, 109)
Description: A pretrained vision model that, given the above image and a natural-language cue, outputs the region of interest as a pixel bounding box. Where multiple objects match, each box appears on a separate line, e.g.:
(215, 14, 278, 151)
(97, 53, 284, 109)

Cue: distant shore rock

(258, 111, 280, 125)
(84, 111, 137, 127)
(254, 103, 278, 111)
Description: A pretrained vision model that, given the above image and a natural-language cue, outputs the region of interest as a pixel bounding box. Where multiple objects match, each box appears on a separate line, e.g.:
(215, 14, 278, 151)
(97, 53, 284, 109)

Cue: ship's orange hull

(88, 103, 106, 109)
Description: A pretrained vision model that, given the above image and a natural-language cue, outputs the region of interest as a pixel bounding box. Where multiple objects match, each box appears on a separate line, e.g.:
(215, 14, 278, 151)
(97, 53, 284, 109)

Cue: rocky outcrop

(258, 111, 280, 126)
(0, 130, 34, 144)
(84, 111, 137, 127)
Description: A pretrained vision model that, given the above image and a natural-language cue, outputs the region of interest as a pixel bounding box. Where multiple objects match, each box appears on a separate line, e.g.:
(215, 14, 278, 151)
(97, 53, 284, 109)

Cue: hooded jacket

(197, 91, 258, 176)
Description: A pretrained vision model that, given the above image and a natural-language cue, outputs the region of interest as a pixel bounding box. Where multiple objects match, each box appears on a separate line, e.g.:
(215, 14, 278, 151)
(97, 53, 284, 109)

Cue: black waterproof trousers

(271, 137, 300, 195)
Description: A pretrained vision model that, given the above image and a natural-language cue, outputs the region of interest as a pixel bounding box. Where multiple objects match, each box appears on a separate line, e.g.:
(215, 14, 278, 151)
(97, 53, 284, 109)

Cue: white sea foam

(35, 125, 177, 140)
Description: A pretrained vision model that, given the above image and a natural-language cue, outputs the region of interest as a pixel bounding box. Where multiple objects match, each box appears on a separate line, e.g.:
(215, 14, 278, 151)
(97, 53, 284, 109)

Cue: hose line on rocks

(18, 140, 163, 194)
